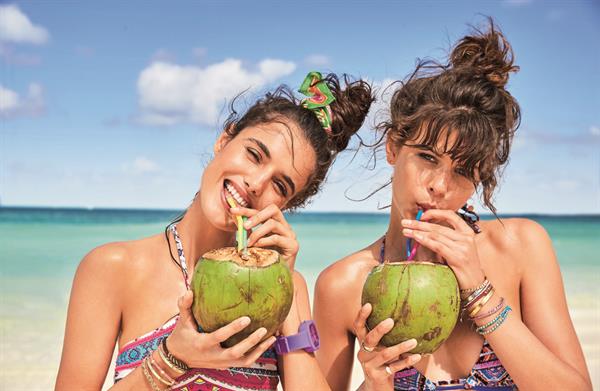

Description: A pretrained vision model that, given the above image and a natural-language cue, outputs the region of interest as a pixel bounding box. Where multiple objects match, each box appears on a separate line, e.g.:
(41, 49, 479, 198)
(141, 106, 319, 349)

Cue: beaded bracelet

(475, 306, 511, 335)
(161, 337, 189, 372)
(460, 277, 488, 297)
(148, 354, 175, 386)
(472, 297, 505, 320)
(141, 356, 162, 391)
(468, 288, 495, 318)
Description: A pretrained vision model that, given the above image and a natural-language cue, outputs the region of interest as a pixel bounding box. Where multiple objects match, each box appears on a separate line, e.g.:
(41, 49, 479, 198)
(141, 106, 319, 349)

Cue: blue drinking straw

(406, 209, 423, 260)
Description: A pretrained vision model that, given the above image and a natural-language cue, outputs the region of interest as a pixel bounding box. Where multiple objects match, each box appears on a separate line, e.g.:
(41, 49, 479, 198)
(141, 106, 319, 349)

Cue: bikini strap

(169, 224, 190, 289)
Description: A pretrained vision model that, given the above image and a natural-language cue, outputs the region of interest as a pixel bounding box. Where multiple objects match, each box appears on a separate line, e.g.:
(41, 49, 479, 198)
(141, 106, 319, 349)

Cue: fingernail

(383, 318, 394, 328)
(409, 354, 421, 364)
(257, 327, 267, 337)
(407, 339, 417, 348)
(240, 317, 251, 326)
(402, 219, 412, 226)
(403, 228, 413, 235)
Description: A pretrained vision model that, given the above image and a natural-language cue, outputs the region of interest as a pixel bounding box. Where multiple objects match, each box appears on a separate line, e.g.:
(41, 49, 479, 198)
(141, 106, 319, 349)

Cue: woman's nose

(244, 170, 271, 197)
(427, 170, 450, 197)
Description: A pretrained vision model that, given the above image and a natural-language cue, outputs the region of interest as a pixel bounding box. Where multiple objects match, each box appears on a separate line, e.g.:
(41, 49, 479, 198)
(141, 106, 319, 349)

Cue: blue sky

(1, 1, 599, 214)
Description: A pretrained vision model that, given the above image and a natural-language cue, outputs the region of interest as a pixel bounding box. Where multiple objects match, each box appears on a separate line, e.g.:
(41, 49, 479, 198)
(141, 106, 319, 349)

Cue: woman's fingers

(370, 338, 418, 367)
(247, 219, 291, 246)
(353, 303, 372, 340)
(238, 335, 277, 367)
(401, 219, 463, 241)
(209, 316, 252, 344)
(420, 209, 472, 234)
(403, 229, 454, 260)
(362, 318, 394, 351)
(223, 327, 268, 359)
(387, 353, 422, 372)
(177, 290, 195, 324)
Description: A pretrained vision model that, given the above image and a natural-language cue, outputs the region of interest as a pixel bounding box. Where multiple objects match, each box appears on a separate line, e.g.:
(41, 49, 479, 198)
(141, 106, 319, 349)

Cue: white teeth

(225, 182, 248, 207)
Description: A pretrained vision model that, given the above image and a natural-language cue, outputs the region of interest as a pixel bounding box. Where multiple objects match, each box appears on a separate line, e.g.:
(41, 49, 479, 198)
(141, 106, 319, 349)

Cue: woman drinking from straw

(56, 71, 373, 390)
(314, 21, 592, 391)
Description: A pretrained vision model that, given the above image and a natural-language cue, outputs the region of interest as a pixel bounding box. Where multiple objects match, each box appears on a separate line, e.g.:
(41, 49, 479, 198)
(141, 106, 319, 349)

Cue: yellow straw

(226, 195, 247, 253)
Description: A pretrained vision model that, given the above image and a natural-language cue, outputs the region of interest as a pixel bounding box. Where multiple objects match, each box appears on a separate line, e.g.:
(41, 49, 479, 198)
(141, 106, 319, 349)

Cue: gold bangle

(149, 354, 175, 386)
(158, 340, 186, 375)
(469, 289, 495, 318)
(141, 357, 162, 391)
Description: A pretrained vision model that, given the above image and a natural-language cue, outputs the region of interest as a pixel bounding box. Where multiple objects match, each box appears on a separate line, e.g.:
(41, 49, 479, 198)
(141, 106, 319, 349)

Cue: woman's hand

(230, 204, 299, 270)
(401, 209, 485, 290)
(166, 290, 276, 370)
(354, 303, 421, 391)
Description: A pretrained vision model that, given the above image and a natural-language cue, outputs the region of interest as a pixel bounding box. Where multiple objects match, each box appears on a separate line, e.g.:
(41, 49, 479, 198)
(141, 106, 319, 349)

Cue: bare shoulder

(316, 246, 379, 298)
(480, 217, 554, 269)
(76, 234, 163, 286)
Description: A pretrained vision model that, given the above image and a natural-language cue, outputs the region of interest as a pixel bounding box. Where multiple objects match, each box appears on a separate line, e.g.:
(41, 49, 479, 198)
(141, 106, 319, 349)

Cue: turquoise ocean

(1, 207, 599, 388)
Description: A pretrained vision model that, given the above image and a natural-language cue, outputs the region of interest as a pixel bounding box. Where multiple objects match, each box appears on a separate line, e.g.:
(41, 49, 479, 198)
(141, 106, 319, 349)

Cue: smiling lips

(224, 180, 249, 208)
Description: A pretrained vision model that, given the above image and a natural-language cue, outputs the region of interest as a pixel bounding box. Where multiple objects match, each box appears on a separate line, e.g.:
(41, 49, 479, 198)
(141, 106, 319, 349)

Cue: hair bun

(450, 21, 519, 88)
(324, 74, 374, 153)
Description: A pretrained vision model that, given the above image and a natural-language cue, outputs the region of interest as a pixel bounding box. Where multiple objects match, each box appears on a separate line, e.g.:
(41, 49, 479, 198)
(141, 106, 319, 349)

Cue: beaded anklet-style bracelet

(472, 297, 505, 320)
(476, 306, 512, 335)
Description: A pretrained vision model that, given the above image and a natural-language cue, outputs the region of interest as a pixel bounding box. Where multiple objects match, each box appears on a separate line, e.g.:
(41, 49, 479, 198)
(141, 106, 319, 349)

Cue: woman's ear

(214, 129, 232, 154)
(385, 136, 399, 165)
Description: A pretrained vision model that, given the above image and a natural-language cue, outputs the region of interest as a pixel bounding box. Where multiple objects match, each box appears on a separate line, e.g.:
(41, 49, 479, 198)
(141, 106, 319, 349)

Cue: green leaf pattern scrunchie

(299, 71, 336, 134)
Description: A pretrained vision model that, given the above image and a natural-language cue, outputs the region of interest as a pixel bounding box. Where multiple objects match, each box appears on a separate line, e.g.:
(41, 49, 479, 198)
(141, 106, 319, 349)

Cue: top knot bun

(450, 20, 519, 88)
(324, 74, 374, 153)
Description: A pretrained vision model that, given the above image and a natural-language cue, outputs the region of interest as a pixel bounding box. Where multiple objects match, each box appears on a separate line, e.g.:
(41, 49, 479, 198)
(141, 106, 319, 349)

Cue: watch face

(309, 323, 319, 348)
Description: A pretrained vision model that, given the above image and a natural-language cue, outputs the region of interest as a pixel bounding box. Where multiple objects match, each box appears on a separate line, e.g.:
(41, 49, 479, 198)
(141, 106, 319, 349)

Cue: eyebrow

(412, 143, 441, 156)
(247, 137, 296, 195)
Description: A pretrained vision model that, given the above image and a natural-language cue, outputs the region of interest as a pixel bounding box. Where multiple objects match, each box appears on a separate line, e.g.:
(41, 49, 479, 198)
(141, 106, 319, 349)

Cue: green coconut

(191, 247, 293, 347)
(361, 261, 460, 354)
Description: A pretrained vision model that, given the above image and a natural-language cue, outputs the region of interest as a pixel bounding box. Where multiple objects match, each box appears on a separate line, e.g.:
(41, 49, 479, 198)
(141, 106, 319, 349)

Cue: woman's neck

(171, 194, 234, 274)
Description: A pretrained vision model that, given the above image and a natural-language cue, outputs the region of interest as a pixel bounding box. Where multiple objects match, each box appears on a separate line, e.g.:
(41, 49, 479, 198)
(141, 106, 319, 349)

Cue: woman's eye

(455, 167, 469, 177)
(247, 147, 260, 162)
(274, 180, 287, 197)
(418, 153, 436, 162)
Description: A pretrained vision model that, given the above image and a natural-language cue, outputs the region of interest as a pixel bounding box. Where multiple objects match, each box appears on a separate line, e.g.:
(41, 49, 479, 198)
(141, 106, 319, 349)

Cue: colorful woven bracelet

(472, 297, 505, 320)
(476, 306, 512, 335)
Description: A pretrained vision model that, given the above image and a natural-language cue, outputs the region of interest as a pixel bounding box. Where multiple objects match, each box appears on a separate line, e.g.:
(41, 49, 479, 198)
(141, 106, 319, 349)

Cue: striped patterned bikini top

(378, 235, 517, 390)
(114, 224, 280, 390)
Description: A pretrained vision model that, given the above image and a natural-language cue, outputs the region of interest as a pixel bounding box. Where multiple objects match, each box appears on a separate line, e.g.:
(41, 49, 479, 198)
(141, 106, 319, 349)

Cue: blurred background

(1, 1, 598, 389)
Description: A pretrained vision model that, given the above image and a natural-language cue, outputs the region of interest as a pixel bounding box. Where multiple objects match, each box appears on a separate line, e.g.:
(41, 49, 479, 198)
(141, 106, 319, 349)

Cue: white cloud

(304, 54, 331, 68)
(122, 156, 160, 175)
(0, 4, 49, 44)
(0, 82, 45, 118)
(136, 58, 296, 126)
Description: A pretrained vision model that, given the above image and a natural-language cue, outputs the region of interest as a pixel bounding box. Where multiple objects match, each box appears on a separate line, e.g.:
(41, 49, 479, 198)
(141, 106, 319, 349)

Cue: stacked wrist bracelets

(460, 277, 511, 335)
(141, 338, 189, 390)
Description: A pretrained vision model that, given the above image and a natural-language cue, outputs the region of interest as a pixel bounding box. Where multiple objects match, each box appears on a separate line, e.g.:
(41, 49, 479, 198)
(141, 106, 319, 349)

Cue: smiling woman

(55, 72, 374, 391)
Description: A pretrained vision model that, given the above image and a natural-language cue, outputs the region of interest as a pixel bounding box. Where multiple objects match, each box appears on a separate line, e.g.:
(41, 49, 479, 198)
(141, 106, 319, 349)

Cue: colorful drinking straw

(406, 209, 423, 261)
(225, 195, 248, 255)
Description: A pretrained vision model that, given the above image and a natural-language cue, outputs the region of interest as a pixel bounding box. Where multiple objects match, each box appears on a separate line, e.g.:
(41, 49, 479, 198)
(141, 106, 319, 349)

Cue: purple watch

(275, 320, 320, 354)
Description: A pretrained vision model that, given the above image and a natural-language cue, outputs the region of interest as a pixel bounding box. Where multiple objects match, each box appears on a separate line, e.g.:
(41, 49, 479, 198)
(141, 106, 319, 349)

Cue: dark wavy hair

(377, 19, 521, 214)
